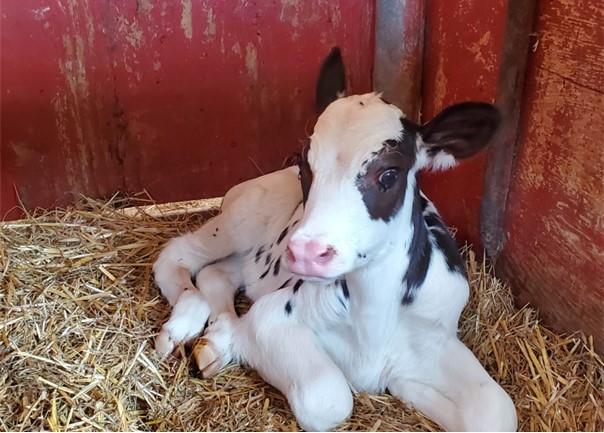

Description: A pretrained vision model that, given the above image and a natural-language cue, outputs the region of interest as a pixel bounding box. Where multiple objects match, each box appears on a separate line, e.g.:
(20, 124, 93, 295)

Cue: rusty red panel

(1, 0, 374, 219)
(498, 0, 604, 351)
(420, 0, 507, 249)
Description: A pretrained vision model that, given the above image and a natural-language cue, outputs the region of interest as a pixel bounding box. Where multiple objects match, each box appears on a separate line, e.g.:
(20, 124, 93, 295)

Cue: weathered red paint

(498, 0, 604, 351)
(420, 0, 507, 249)
(1, 0, 374, 219)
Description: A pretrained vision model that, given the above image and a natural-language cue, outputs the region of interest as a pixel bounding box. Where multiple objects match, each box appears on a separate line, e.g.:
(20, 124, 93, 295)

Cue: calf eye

(378, 169, 399, 191)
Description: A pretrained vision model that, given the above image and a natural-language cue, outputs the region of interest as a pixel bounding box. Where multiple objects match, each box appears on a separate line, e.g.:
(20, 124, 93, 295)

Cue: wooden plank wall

(497, 0, 604, 350)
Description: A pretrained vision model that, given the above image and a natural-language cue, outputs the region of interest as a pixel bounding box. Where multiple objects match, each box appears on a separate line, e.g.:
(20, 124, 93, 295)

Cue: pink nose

(286, 239, 335, 277)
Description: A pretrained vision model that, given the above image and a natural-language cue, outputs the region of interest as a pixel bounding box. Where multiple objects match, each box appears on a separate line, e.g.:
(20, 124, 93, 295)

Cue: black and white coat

(153, 50, 517, 432)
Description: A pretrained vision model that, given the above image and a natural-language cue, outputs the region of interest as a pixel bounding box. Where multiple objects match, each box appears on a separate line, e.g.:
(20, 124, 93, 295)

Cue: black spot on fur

(431, 226, 466, 277)
(299, 143, 313, 205)
(277, 278, 292, 290)
(277, 226, 289, 245)
(421, 203, 466, 277)
(419, 193, 429, 210)
(356, 120, 419, 222)
(339, 278, 350, 299)
(255, 246, 265, 263)
(357, 253, 366, 259)
(293, 279, 304, 294)
(273, 256, 281, 276)
(259, 266, 271, 279)
(285, 300, 293, 315)
(424, 212, 441, 229)
(212, 233, 217, 237)
(402, 187, 432, 305)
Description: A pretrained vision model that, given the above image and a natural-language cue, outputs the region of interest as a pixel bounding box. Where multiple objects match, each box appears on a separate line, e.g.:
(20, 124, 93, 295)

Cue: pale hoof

(192, 337, 227, 378)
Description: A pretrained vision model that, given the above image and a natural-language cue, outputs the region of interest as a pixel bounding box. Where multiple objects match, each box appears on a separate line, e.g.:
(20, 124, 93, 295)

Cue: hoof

(192, 337, 228, 378)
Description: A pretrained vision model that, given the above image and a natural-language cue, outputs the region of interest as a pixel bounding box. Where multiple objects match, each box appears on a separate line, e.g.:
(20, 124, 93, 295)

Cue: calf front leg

(388, 336, 517, 432)
(156, 259, 242, 358)
(194, 289, 353, 432)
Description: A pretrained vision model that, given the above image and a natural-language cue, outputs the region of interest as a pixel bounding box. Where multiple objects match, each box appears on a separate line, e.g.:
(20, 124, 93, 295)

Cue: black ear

(315, 47, 346, 115)
(419, 102, 501, 160)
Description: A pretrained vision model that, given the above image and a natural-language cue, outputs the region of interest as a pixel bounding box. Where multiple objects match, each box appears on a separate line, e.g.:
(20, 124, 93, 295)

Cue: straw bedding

(1, 195, 602, 432)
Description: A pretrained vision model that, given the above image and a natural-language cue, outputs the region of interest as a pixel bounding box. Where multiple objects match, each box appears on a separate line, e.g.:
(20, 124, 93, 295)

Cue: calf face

(285, 49, 500, 280)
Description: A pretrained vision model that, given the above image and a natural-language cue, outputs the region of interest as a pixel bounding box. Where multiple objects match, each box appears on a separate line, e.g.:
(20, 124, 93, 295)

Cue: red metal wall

(420, 0, 507, 249)
(498, 0, 604, 350)
(1, 0, 374, 219)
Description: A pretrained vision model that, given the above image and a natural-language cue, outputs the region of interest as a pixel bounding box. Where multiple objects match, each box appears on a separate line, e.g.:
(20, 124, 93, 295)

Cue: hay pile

(1, 196, 602, 432)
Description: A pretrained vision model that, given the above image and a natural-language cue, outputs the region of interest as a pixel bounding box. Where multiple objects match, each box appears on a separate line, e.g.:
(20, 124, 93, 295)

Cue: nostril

(315, 246, 335, 264)
(319, 249, 332, 258)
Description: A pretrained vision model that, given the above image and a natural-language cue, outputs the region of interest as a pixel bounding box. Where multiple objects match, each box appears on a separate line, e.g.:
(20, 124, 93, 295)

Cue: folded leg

(388, 336, 517, 431)
(195, 289, 353, 431)
(155, 259, 242, 358)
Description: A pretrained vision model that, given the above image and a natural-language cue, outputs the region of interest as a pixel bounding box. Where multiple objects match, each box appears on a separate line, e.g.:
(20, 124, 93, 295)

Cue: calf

(153, 48, 517, 431)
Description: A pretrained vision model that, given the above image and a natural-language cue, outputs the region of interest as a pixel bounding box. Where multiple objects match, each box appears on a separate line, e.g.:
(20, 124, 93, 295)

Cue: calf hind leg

(388, 337, 517, 432)
(153, 212, 241, 306)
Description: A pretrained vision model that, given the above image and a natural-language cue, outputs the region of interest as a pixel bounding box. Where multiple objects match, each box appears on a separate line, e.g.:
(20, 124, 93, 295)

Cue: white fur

(152, 93, 517, 431)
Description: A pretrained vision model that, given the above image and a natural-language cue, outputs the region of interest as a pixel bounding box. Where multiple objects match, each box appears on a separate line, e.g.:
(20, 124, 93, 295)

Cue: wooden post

(480, 0, 539, 260)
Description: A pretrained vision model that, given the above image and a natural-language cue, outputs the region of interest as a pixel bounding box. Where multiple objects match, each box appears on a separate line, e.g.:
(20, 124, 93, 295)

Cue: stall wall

(1, 0, 374, 218)
(498, 0, 604, 350)
(421, 0, 603, 349)
(420, 0, 507, 250)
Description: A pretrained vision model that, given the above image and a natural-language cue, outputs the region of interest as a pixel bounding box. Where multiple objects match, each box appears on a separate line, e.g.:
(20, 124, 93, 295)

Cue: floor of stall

(0, 195, 602, 431)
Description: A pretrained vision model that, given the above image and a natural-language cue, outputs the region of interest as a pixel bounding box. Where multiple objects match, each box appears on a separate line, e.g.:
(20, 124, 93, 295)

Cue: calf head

(285, 48, 501, 280)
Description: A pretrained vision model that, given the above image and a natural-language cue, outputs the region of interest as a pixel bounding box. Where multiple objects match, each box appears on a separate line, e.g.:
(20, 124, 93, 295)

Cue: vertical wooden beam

(373, 0, 425, 121)
(480, 0, 538, 259)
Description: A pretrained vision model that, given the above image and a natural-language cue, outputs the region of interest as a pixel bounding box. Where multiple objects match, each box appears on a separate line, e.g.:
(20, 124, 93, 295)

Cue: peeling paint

(245, 43, 258, 81)
(204, 7, 216, 40)
(280, 0, 300, 27)
(231, 41, 241, 55)
(180, 0, 192, 40)
(138, 0, 153, 16)
(116, 15, 144, 49)
(59, 35, 89, 99)
(32, 6, 51, 21)
(433, 56, 448, 110)
(467, 31, 494, 71)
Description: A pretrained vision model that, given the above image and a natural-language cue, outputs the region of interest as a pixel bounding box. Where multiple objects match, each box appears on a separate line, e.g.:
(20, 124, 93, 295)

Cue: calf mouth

(288, 271, 339, 285)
